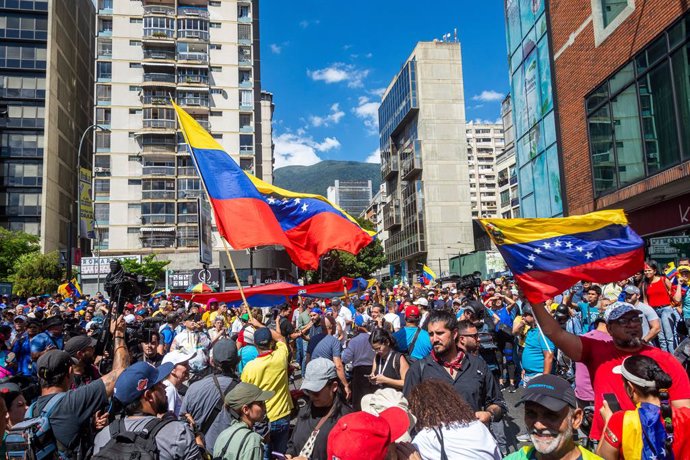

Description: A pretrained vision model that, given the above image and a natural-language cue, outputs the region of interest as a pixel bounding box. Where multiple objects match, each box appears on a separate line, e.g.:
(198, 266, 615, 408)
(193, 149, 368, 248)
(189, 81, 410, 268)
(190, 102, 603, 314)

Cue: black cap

(36, 350, 77, 380)
(464, 300, 484, 318)
(516, 374, 576, 412)
(212, 338, 238, 364)
(64, 335, 97, 357)
(254, 327, 272, 347)
(43, 316, 64, 329)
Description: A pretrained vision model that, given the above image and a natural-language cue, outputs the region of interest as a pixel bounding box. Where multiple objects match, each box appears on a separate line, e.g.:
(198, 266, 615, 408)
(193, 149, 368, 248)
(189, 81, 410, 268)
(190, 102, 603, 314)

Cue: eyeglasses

(614, 314, 643, 326)
(460, 333, 479, 339)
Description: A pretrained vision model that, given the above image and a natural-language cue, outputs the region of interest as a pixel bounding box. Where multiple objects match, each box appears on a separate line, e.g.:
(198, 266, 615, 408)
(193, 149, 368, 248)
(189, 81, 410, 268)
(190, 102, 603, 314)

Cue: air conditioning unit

(94, 167, 110, 173)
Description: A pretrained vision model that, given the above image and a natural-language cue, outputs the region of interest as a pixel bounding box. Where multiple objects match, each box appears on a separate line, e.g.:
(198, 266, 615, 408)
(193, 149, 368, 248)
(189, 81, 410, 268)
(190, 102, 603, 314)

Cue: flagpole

(220, 237, 250, 308)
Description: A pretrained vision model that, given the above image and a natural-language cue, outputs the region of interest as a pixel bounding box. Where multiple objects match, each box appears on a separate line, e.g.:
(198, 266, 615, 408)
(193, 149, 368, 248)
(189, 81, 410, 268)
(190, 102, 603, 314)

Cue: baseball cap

(623, 285, 640, 296)
(331, 297, 341, 306)
(522, 307, 534, 317)
(240, 313, 250, 321)
(354, 315, 365, 327)
(212, 338, 238, 364)
(43, 316, 63, 328)
(253, 327, 272, 347)
(516, 374, 576, 412)
(311, 307, 323, 315)
(114, 361, 174, 405)
(162, 350, 196, 367)
(64, 335, 97, 357)
(413, 298, 428, 307)
(678, 265, 690, 273)
(36, 350, 78, 381)
(327, 408, 410, 460)
(224, 382, 274, 411)
(13, 315, 26, 323)
(404, 305, 420, 318)
(605, 302, 636, 324)
(301, 358, 337, 393)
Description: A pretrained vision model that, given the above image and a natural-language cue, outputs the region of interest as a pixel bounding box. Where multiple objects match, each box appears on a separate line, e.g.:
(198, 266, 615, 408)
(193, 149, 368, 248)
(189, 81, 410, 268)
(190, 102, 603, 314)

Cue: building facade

(93, 0, 272, 269)
(504, 0, 564, 218)
(379, 41, 473, 280)
(548, 0, 690, 243)
(0, 0, 95, 256)
(326, 179, 372, 216)
(466, 121, 505, 219)
(498, 94, 520, 218)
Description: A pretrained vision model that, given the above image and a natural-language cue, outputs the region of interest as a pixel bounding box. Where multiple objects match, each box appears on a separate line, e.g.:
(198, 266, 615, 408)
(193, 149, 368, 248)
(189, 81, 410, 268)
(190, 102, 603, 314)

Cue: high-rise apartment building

(497, 95, 519, 218)
(0, 0, 95, 255)
(326, 179, 372, 216)
(379, 41, 473, 280)
(466, 121, 505, 219)
(93, 0, 273, 267)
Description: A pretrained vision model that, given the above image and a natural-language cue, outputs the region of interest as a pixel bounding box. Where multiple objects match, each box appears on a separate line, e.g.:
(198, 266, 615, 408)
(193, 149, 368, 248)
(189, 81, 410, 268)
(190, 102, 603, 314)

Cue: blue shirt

(682, 291, 690, 319)
(393, 326, 432, 360)
(237, 345, 258, 374)
(521, 328, 554, 376)
(30, 332, 63, 354)
(159, 324, 175, 346)
(11, 333, 32, 375)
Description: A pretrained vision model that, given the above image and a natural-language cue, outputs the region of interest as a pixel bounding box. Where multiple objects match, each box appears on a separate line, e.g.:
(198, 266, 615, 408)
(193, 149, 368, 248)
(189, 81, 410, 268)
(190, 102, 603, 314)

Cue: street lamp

(68, 124, 110, 279)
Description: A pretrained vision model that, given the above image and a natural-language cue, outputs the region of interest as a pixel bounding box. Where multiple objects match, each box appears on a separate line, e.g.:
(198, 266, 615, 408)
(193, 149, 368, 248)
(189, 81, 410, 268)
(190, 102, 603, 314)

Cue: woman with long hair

(408, 379, 501, 459)
(368, 327, 408, 390)
(642, 260, 677, 352)
(598, 355, 690, 459)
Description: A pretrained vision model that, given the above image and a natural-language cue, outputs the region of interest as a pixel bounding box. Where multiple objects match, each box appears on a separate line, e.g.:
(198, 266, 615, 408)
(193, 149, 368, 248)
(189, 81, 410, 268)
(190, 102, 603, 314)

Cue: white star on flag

(534, 248, 543, 254)
(543, 242, 551, 249)
(554, 240, 562, 247)
(576, 246, 584, 252)
(281, 197, 289, 203)
(301, 203, 309, 212)
(585, 252, 593, 259)
(526, 263, 534, 269)
(267, 197, 276, 204)
(565, 241, 573, 249)
(528, 255, 536, 262)
(294, 198, 301, 204)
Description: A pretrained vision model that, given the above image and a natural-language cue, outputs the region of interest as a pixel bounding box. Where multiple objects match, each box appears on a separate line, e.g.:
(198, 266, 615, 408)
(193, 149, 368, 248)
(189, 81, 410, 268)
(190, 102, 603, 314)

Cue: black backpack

(91, 417, 174, 460)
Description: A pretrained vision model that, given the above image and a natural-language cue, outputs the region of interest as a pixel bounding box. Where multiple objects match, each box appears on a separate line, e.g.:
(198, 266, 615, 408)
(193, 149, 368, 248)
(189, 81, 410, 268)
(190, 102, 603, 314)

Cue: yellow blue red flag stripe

(422, 265, 436, 285)
(173, 102, 374, 270)
(480, 210, 644, 304)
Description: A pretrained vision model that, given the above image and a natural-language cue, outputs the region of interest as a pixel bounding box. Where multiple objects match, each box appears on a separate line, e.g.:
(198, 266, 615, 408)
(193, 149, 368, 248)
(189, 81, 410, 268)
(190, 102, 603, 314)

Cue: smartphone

(271, 452, 286, 460)
(603, 393, 622, 413)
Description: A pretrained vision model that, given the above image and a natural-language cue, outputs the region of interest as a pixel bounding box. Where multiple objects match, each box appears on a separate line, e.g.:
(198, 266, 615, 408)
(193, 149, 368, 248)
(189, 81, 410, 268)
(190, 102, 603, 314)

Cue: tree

(0, 228, 40, 281)
(9, 251, 63, 296)
(306, 217, 387, 283)
(120, 254, 171, 282)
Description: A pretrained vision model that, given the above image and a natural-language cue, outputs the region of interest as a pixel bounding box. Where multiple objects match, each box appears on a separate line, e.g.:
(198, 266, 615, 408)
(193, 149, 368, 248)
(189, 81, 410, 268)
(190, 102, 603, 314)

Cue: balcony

(239, 56, 252, 67)
(142, 190, 175, 200)
(141, 145, 176, 157)
(177, 52, 208, 64)
(497, 176, 509, 187)
(142, 119, 176, 130)
(178, 189, 202, 199)
(142, 95, 171, 106)
(143, 49, 176, 62)
(177, 6, 209, 18)
(510, 175, 518, 185)
(511, 197, 520, 207)
(177, 30, 209, 41)
(142, 165, 175, 176)
(143, 5, 175, 16)
(381, 154, 399, 180)
(400, 141, 422, 180)
(177, 166, 198, 176)
(177, 74, 208, 86)
(143, 28, 175, 42)
(178, 96, 209, 108)
(383, 198, 401, 230)
(142, 73, 176, 87)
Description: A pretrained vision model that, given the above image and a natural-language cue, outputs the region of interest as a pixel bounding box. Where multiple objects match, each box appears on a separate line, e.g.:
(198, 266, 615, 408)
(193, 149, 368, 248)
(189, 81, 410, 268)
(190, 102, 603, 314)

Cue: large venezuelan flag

(173, 102, 374, 270)
(479, 210, 644, 304)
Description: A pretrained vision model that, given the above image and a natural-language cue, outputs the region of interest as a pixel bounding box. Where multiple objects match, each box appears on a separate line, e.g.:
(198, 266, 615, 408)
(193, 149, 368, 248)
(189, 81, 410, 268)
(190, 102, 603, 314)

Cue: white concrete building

(466, 121, 505, 219)
(498, 95, 520, 218)
(326, 179, 372, 216)
(379, 41, 472, 280)
(93, 0, 273, 268)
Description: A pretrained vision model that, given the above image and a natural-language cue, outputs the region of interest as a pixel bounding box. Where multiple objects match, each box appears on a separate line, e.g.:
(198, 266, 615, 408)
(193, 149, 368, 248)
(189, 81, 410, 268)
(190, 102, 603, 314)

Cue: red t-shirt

(580, 336, 690, 440)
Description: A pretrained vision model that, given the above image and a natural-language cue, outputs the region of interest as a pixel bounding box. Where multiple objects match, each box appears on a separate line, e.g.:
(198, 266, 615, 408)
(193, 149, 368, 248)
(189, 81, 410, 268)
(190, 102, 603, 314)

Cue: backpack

(90, 417, 174, 460)
(6, 392, 68, 460)
(401, 328, 422, 363)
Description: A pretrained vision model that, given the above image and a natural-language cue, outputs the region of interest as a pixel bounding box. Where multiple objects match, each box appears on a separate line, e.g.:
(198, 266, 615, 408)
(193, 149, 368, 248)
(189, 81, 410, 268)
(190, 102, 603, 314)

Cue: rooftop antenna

(454, 28, 458, 42)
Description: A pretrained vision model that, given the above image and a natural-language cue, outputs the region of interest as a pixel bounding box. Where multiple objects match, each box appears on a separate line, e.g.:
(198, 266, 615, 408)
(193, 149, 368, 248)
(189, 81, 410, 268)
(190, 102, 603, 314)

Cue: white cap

(413, 298, 428, 307)
(162, 350, 197, 366)
(451, 289, 458, 294)
(124, 314, 136, 324)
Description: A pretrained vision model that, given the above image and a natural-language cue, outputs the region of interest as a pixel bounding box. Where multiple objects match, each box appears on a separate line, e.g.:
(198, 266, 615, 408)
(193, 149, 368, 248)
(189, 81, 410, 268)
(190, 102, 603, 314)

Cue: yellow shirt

(514, 315, 531, 348)
(201, 310, 212, 328)
(241, 341, 293, 421)
(208, 310, 229, 328)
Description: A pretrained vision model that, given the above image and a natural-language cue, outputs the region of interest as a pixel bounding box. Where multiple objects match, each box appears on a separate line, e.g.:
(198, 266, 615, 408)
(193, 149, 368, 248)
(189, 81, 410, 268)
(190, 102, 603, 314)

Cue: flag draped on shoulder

(172, 102, 374, 270)
(479, 210, 644, 304)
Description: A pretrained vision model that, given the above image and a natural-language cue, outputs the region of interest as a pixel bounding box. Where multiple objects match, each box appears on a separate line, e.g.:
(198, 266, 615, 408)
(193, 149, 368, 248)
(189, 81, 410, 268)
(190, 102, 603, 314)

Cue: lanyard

(376, 352, 393, 376)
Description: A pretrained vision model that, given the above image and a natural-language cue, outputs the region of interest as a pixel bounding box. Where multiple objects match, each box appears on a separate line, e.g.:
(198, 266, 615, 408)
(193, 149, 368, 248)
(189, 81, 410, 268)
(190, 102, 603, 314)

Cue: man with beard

(532, 301, 690, 443)
(64, 335, 101, 389)
(403, 310, 504, 426)
(506, 374, 600, 460)
(139, 330, 164, 366)
(92, 361, 204, 459)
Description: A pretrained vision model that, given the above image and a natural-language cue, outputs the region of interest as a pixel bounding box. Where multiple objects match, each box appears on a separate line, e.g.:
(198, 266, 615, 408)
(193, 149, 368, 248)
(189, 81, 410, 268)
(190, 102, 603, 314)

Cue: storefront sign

(627, 192, 690, 236)
(168, 268, 220, 291)
(80, 255, 142, 279)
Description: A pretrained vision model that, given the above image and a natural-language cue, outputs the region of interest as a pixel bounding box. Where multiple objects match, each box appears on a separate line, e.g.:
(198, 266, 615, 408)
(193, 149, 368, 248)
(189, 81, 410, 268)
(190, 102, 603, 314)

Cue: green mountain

(273, 160, 382, 196)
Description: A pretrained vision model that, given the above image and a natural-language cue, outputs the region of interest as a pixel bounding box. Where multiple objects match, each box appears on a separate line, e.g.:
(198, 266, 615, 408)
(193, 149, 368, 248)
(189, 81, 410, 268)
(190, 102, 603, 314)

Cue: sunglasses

(613, 314, 643, 326)
(460, 333, 479, 339)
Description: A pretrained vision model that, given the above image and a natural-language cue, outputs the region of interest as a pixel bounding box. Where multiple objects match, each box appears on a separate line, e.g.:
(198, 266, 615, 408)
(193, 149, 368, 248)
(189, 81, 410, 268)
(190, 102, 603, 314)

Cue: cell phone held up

(603, 393, 622, 413)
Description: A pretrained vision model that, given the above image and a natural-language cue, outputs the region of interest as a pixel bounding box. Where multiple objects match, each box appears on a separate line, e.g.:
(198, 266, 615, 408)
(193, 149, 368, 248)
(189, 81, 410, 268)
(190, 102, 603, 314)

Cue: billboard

(198, 197, 213, 265)
(168, 268, 220, 291)
(80, 255, 142, 279)
(79, 167, 95, 239)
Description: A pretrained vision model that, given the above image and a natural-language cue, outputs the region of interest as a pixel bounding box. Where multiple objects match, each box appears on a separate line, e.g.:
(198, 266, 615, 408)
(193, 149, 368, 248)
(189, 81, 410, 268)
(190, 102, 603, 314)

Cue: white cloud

(369, 87, 387, 99)
(468, 117, 503, 125)
(273, 132, 341, 168)
(307, 63, 370, 88)
(365, 52, 373, 58)
(471, 90, 504, 102)
(309, 103, 345, 127)
(269, 43, 282, 54)
(365, 148, 381, 164)
(299, 19, 320, 29)
(353, 96, 380, 134)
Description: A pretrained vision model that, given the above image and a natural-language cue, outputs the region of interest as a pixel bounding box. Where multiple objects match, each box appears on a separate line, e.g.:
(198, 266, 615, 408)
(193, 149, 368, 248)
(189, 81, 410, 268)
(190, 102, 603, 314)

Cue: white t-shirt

(231, 317, 244, 334)
(413, 421, 501, 460)
(162, 379, 182, 416)
(384, 312, 401, 331)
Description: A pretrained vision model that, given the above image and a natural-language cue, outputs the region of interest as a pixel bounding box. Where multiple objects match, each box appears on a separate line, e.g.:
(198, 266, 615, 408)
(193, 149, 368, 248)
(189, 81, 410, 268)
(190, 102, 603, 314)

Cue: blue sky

(260, 1, 509, 168)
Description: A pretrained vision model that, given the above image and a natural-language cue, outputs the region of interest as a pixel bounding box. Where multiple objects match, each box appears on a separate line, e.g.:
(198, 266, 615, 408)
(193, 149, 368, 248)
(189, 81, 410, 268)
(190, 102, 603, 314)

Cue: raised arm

(531, 301, 583, 362)
(100, 314, 130, 396)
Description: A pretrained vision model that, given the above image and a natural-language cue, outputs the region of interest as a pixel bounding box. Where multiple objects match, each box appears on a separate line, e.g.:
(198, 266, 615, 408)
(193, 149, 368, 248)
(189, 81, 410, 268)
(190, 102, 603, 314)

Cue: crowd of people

(0, 258, 689, 459)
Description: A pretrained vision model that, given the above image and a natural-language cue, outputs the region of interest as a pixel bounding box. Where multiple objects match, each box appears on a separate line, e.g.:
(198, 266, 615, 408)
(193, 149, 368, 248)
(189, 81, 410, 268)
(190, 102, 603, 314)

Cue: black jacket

(286, 400, 352, 460)
(403, 352, 506, 414)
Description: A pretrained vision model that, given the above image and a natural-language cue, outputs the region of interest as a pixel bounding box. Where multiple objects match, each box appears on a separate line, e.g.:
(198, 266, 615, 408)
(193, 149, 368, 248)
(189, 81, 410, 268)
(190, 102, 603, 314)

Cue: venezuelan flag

(620, 403, 672, 460)
(479, 210, 644, 304)
(665, 262, 677, 280)
(69, 278, 83, 298)
(173, 102, 374, 270)
(422, 265, 436, 285)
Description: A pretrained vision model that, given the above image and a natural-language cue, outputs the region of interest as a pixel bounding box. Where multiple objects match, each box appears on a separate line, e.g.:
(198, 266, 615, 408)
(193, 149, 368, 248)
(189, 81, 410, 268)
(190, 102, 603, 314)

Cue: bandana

(431, 350, 465, 371)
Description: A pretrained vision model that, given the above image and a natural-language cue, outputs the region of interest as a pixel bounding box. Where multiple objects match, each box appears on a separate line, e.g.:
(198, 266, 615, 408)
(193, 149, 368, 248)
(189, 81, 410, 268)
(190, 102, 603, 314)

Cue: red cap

(404, 305, 420, 318)
(327, 407, 409, 460)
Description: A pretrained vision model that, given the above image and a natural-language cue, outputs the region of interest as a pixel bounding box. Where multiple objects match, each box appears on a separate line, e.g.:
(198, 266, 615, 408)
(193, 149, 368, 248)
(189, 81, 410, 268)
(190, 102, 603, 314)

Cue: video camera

(457, 274, 482, 291)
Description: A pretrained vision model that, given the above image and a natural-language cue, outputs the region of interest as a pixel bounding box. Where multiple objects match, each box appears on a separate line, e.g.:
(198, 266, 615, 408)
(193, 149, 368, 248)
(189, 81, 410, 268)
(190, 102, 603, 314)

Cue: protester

(10, 317, 39, 376)
(342, 318, 376, 410)
(598, 355, 690, 459)
(408, 379, 501, 459)
(139, 329, 164, 366)
(506, 374, 601, 459)
(622, 285, 661, 344)
(0, 382, 26, 428)
(520, 314, 554, 385)
(64, 335, 101, 389)
(286, 358, 352, 459)
(383, 301, 401, 332)
(213, 382, 273, 460)
(642, 260, 677, 352)
(161, 350, 194, 416)
(306, 315, 351, 397)
(393, 304, 432, 362)
(369, 327, 408, 391)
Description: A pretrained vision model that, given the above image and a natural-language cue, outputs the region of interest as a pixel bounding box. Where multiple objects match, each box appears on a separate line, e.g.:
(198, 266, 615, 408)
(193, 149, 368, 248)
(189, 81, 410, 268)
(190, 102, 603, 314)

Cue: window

(210, 66, 222, 72)
(94, 203, 109, 223)
(129, 62, 142, 68)
(129, 85, 142, 92)
(95, 179, 110, 194)
(97, 39, 112, 57)
(0, 76, 46, 99)
(96, 84, 111, 104)
(128, 155, 140, 162)
(600, 0, 629, 28)
(209, 0, 221, 6)
(97, 61, 112, 81)
(210, 22, 221, 28)
(130, 40, 141, 46)
(0, 44, 46, 69)
(129, 179, 142, 185)
(0, 133, 44, 157)
(240, 113, 252, 129)
(240, 90, 253, 106)
(239, 69, 252, 84)
(239, 134, 253, 153)
(238, 24, 251, 41)
(95, 131, 110, 151)
(238, 4, 251, 19)
(210, 44, 222, 50)
(130, 17, 142, 24)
